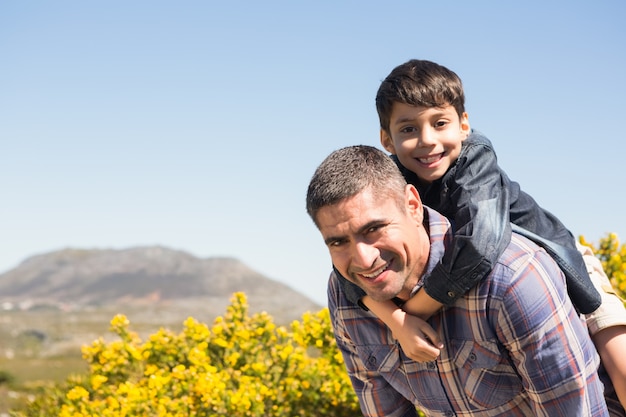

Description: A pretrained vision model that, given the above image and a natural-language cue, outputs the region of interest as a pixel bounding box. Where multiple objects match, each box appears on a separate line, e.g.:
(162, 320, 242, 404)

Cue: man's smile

(358, 262, 390, 281)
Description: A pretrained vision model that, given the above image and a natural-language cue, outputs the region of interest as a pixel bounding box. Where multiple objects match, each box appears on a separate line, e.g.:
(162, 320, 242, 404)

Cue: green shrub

(0, 369, 15, 385)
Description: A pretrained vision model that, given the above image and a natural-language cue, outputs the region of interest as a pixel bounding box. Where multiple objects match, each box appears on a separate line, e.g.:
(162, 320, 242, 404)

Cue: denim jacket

(340, 130, 601, 315)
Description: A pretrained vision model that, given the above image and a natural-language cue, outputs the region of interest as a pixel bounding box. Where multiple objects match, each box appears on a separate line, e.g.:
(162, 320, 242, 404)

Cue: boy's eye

(435, 120, 447, 128)
(399, 126, 416, 134)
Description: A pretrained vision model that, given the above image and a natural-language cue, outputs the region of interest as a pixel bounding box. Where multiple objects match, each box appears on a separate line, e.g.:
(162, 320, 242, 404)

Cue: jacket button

(447, 291, 456, 298)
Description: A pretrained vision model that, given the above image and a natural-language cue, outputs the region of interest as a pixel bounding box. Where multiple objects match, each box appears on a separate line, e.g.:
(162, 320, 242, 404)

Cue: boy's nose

(418, 129, 436, 146)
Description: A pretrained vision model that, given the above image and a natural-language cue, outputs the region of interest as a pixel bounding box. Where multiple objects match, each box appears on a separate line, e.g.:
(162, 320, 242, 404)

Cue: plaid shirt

(328, 207, 608, 417)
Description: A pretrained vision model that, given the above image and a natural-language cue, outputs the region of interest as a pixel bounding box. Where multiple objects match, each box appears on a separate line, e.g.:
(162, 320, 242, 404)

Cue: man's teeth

(362, 265, 388, 278)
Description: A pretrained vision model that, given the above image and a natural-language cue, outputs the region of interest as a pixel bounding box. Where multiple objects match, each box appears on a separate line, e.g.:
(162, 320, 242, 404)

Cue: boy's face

(316, 185, 429, 302)
(381, 103, 470, 183)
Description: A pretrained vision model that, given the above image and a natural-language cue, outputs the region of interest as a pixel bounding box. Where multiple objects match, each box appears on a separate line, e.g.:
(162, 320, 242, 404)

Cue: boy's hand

(361, 295, 443, 362)
(392, 313, 443, 362)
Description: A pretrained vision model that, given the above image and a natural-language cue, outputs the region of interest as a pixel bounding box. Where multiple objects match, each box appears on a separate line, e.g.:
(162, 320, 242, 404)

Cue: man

(306, 145, 612, 416)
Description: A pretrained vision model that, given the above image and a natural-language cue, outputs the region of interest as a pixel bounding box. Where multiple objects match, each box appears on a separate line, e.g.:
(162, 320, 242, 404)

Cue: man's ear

(406, 184, 423, 224)
(460, 112, 471, 139)
(380, 129, 396, 154)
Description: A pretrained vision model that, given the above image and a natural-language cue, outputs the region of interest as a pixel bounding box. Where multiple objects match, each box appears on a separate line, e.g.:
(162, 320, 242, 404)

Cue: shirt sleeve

(421, 137, 512, 305)
(327, 272, 419, 417)
(491, 241, 606, 415)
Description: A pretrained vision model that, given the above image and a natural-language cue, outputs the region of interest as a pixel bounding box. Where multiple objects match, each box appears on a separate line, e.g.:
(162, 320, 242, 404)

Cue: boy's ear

(460, 112, 471, 138)
(380, 129, 396, 154)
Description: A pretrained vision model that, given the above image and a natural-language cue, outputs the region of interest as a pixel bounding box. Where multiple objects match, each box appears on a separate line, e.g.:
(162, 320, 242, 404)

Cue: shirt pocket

(449, 339, 523, 409)
(355, 344, 399, 373)
(354, 343, 422, 402)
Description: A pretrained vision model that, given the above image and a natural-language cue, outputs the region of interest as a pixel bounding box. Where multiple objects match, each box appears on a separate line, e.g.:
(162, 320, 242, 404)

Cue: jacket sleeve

(422, 139, 512, 305)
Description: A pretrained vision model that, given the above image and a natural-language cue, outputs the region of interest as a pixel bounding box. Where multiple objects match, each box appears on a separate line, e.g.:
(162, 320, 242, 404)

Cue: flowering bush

(13, 292, 360, 417)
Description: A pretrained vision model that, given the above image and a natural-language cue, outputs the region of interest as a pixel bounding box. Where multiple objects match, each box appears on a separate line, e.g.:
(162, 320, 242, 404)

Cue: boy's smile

(381, 103, 470, 183)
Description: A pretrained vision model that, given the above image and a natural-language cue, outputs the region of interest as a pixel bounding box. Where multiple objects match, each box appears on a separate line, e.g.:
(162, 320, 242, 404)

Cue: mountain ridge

(0, 246, 321, 322)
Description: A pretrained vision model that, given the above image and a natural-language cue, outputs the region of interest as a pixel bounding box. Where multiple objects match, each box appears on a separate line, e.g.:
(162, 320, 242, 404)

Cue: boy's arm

(421, 134, 512, 306)
(362, 295, 443, 362)
(401, 288, 444, 318)
(336, 271, 443, 361)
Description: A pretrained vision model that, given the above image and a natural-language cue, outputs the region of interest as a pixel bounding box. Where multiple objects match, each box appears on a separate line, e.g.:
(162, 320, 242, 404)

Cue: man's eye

(366, 225, 384, 234)
(328, 240, 345, 248)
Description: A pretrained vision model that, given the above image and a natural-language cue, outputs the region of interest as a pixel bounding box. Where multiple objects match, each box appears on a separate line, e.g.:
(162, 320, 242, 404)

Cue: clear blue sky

(2, 1, 625, 305)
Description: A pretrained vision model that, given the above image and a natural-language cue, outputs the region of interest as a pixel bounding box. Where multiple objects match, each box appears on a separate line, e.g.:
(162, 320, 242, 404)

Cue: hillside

(0, 246, 322, 356)
(0, 246, 320, 313)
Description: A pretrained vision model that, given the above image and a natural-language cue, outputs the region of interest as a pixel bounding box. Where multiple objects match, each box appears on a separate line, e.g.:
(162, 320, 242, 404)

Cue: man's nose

(352, 241, 379, 269)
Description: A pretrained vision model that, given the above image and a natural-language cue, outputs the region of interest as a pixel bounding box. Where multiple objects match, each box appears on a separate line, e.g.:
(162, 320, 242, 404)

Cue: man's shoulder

(423, 206, 453, 241)
(496, 232, 558, 275)
(479, 233, 565, 310)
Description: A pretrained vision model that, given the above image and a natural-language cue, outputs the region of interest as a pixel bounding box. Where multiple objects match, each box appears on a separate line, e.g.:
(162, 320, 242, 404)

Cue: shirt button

(444, 411, 455, 417)
(468, 352, 477, 362)
(427, 361, 436, 370)
(367, 355, 377, 366)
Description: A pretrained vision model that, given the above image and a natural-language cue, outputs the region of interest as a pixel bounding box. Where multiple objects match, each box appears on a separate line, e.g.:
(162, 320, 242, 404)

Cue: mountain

(0, 246, 322, 324)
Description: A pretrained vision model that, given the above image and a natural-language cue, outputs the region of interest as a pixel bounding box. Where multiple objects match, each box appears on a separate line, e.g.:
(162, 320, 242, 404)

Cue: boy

(339, 59, 626, 408)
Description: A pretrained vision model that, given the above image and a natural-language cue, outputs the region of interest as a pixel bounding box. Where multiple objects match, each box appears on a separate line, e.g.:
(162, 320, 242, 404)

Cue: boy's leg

(578, 242, 626, 409)
(594, 326, 626, 411)
(579, 242, 626, 335)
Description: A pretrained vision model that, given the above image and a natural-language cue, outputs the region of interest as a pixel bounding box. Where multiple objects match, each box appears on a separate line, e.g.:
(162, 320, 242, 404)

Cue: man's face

(316, 185, 429, 302)
(381, 103, 470, 184)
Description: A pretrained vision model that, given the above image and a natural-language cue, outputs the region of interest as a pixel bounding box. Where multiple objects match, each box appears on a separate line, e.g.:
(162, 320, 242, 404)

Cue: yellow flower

(66, 386, 89, 401)
(91, 374, 108, 390)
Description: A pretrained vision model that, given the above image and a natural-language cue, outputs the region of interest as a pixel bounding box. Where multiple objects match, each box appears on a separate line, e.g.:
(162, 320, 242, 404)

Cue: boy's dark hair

(375, 59, 465, 133)
(306, 145, 407, 227)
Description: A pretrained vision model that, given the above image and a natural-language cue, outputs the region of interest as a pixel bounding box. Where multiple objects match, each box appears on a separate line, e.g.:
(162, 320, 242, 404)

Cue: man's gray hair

(306, 145, 407, 226)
